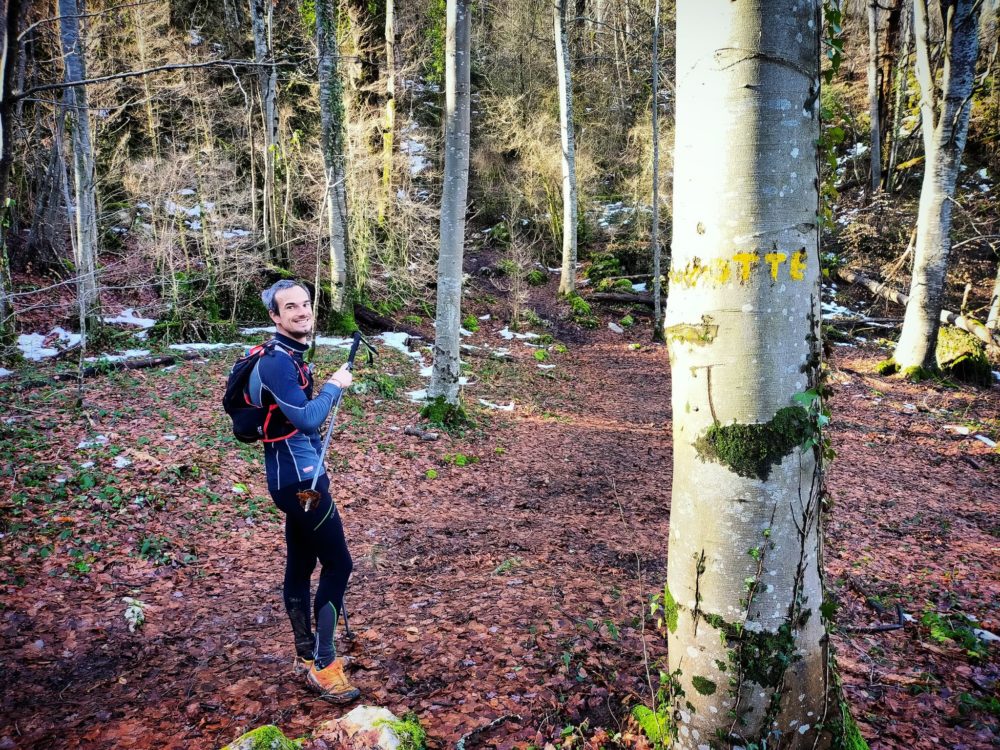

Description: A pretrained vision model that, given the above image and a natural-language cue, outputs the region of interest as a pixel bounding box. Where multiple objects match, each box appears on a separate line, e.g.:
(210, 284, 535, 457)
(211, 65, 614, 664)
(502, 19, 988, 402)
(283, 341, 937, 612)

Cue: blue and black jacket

(246, 333, 344, 491)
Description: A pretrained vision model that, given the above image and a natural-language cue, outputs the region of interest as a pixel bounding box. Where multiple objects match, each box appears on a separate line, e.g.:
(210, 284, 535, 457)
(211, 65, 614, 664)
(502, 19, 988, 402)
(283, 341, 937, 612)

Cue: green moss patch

(936, 326, 992, 387)
(701, 615, 802, 689)
(695, 406, 812, 480)
(691, 675, 717, 695)
(220, 725, 300, 750)
(420, 395, 473, 432)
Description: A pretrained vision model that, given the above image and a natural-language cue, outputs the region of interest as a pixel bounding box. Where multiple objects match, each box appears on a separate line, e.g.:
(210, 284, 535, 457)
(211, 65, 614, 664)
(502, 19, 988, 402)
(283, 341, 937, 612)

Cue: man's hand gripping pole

(297, 331, 378, 511)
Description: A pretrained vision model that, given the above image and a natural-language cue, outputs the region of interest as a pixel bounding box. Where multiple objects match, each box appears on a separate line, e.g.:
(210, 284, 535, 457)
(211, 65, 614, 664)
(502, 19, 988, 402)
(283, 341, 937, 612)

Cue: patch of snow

(78, 435, 110, 449)
(163, 434, 178, 441)
(459, 328, 473, 337)
(177, 188, 196, 196)
(974, 434, 997, 449)
(103, 308, 156, 328)
(419, 365, 433, 378)
(977, 168, 989, 179)
(974, 628, 1000, 643)
(239, 326, 276, 335)
(84, 349, 151, 364)
(219, 229, 251, 240)
(608, 322, 624, 334)
(0, 367, 12, 379)
(498, 327, 539, 340)
(406, 388, 428, 402)
(80, 461, 94, 469)
(18, 328, 82, 360)
(537, 364, 556, 370)
(632, 282, 647, 292)
(478, 314, 491, 320)
(113, 456, 133, 469)
(168, 342, 243, 352)
(380, 332, 424, 361)
(479, 399, 514, 411)
(313, 336, 354, 349)
(188, 30, 203, 46)
(401, 139, 430, 175)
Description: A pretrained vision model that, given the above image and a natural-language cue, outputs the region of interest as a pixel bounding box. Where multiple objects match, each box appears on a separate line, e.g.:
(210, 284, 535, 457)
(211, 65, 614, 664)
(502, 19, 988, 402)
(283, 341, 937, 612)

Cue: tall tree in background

(428, 0, 471, 404)
(554, 0, 577, 296)
(316, 0, 351, 323)
(650, 0, 663, 340)
(893, 0, 983, 374)
(58, 0, 99, 332)
(664, 0, 833, 744)
(867, 0, 882, 193)
(249, 0, 281, 264)
(379, 0, 397, 226)
(0, 0, 20, 344)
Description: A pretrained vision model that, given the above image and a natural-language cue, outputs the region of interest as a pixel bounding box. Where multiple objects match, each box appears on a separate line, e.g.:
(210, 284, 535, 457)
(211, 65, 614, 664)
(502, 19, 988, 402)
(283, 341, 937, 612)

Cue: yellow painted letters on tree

(670, 248, 808, 288)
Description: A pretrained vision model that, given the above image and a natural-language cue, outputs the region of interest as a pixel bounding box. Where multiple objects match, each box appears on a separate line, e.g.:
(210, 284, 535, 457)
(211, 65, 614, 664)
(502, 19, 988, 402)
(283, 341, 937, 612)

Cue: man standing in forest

(248, 279, 360, 703)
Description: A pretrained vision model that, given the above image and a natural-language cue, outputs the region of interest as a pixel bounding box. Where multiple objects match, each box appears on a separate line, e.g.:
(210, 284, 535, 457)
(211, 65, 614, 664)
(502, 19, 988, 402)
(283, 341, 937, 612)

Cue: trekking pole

(297, 331, 378, 513)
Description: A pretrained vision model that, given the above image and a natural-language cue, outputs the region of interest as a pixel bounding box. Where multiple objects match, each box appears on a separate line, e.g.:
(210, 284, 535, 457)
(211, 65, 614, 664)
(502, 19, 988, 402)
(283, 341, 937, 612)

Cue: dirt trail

(1, 327, 997, 749)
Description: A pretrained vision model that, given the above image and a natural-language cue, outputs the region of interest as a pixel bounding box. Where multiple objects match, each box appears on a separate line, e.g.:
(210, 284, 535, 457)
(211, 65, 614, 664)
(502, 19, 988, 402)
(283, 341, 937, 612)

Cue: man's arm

(256, 354, 340, 433)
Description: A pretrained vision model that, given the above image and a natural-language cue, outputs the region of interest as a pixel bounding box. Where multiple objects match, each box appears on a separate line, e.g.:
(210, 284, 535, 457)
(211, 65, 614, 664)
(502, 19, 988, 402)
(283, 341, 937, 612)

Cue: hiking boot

(293, 656, 314, 675)
(306, 658, 360, 703)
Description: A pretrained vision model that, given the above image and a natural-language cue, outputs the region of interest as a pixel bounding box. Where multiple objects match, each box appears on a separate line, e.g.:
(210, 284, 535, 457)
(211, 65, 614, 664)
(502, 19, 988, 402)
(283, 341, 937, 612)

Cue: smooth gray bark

(316, 0, 350, 314)
(666, 1, 831, 744)
(650, 0, 662, 337)
(895, 0, 983, 371)
(250, 0, 279, 257)
(886, 2, 912, 190)
(988, 258, 1000, 331)
(429, 0, 471, 404)
(554, 0, 577, 296)
(0, 0, 15, 341)
(868, 0, 882, 193)
(58, 0, 99, 330)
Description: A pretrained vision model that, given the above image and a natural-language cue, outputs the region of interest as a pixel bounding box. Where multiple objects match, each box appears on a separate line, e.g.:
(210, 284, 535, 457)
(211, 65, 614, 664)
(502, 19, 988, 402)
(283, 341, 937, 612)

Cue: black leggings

(271, 474, 353, 669)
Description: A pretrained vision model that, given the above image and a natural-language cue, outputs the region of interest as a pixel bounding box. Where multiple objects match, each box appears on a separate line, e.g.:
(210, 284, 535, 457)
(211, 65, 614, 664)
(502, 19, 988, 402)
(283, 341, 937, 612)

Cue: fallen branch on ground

(586, 292, 654, 308)
(834, 267, 1000, 355)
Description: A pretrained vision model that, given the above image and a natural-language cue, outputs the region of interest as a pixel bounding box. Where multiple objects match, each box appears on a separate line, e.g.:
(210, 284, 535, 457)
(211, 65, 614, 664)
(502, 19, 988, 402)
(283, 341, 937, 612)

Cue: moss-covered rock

(696, 406, 812, 480)
(219, 725, 300, 750)
(936, 326, 992, 387)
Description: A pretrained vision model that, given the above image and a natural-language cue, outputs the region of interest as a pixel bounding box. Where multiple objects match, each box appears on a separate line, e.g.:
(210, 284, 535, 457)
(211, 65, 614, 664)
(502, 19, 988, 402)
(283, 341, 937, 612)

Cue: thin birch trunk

(132, 8, 158, 160)
(868, 0, 882, 193)
(428, 0, 471, 404)
(666, 1, 833, 744)
(58, 0, 99, 332)
(650, 0, 662, 340)
(984, 258, 999, 331)
(250, 0, 279, 261)
(554, 0, 577, 296)
(0, 0, 17, 343)
(317, 0, 350, 316)
(379, 0, 396, 225)
(895, 0, 982, 372)
(886, 2, 912, 190)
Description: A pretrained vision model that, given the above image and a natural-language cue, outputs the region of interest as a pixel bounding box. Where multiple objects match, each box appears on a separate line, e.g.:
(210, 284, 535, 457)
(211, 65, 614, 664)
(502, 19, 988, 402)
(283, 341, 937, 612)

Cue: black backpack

(222, 341, 306, 443)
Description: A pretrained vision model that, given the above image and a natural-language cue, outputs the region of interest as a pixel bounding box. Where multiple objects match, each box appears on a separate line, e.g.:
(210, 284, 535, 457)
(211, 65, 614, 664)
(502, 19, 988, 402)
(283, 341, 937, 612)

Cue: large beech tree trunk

(894, 0, 982, 372)
(554, 0, 577, 296)
(316, 0, 351, 316)
(867, 0, 882, 193)
(428, 0, 471, 404)
(58, 0, 99, 331)
(650, 0, 663, 340)
(665, 2, 833, 745)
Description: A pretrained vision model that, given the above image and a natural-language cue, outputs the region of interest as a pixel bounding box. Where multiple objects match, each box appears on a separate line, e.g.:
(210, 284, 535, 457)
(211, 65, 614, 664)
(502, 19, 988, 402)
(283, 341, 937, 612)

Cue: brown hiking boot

(306, 658, 360, 703)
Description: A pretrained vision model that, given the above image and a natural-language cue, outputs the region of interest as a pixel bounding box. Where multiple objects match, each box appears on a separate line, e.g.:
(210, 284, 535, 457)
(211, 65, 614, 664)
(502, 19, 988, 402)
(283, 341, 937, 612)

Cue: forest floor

(0, 284, 999, 750)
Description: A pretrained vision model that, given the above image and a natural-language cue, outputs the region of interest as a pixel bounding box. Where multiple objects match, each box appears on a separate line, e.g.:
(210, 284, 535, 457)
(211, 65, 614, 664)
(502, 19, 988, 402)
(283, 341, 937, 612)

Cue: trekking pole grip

(345, 331, 363, 371)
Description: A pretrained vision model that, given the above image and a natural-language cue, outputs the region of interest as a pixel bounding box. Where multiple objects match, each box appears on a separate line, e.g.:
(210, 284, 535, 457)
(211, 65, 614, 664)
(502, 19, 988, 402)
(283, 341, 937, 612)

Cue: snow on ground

(103, 308, 156, 328)
(0, 368, 12, 379)
(85, 349, 151, 364)
(18, 328, 82, 360)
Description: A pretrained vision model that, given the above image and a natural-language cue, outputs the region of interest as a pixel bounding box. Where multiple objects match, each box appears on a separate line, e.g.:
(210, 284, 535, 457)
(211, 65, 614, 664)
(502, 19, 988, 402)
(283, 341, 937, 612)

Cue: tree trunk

(895, 0, 982, 372)
(554, 0, 577, 296)
(58, 0, 99, 332)
(249, 0, 280, 263)
(428, 0, 471, 404)
(650, 0, 663, 340)
(0, 0, 20, 344)
(867, 0, 882, 194)
(987, 258, 1000, 331)
(317, 0, 351, 316)
(665, 1, 833, 746)
(379, 0, 397, 225)
(886, 2, 912, 191)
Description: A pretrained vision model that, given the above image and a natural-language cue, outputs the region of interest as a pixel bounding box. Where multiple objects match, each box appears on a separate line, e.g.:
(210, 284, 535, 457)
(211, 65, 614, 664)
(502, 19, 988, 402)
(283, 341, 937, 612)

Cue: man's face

(269, 286, 313, 341)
